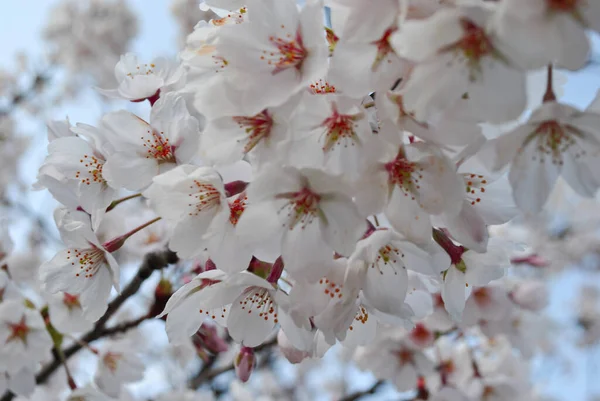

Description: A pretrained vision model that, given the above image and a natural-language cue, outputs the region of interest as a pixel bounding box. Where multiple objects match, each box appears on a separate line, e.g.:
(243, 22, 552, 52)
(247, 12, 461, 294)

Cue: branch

(0, 249, 178, 401)
(339, 380, 385, 401)
(189, 337, 278, 388)
(0, 72, 49, 117)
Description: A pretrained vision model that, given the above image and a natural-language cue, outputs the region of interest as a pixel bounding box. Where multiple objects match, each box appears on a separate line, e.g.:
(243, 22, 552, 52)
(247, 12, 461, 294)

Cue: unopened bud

(234, 346, 256, 383)
(150, 278, 174, 318)
(196, 324, 228, 354)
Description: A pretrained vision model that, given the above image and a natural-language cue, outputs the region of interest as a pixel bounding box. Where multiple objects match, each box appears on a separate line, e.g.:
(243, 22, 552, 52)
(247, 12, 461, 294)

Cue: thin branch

(0, 73, 49, 117)
(339, 380, 385, 401)
(189, 337, 278, 388)
(0, 249, 178, 401)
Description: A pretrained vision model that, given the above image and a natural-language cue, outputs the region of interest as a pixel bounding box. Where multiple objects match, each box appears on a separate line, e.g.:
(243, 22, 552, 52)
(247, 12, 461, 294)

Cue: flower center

(349, 305, 369, 331)
(320, 104, 362, 152)
(187, 181, 222, 216)
(372, 27, 397, 71)
(319, 277, 343, 299)
(239, 287, 278, 324)
(523, 120, 582, 165)
(410, 323, 432, 346)
(103, 352, 122, 373)
(546, 0, 578, 11)
(142, 130, 176, 163)
(76, 153, 106, 186)
(126, 63, 156, 78)
(276, 187, 321, 230)
(63, 293, 82, 311)
(229, 194, 247, 226)
(458, 19, 493, 62)
(385, 148, 423, 195)
(463, 173, 487, 206)
(396, 348, 414, 365)
(265, 28, 307, 74)
(7, 316, 29, 344)
(473, 287, 491, 307)
(309, 79, 336, 95)
(233, 110, 274, 153)
(67, 248, 106, 279)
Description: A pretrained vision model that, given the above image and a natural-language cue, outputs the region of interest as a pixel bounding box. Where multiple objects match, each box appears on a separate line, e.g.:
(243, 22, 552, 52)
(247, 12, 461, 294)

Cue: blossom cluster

(2, 0, 600, 400)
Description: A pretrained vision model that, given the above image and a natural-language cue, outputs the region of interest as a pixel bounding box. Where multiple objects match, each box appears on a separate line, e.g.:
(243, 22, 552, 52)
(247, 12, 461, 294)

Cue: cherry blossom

(94, 340, 145, 397)
(236, 165, 366, 281)
(214, 0, 329, 116)
(101, 92, 201, 191)
(97, 53, 185, 102)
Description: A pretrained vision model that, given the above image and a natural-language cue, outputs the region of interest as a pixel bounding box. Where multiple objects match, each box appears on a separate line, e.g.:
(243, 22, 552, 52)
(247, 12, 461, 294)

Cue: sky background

(1, 1, 600, 400)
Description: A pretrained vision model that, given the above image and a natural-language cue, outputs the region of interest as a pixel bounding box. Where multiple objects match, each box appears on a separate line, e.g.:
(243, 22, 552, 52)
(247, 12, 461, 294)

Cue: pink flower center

(546, 0, 578, 11)
(321, 104, 361, 152)
(67, 248, 106, 279)
(276, 187, 321, 229)
(63, 292, 82, 310)
(458, 19, 493, 62)
(233, 110, 274, 153)
(187, 181, 222, 216)
(142, 131, 176, 163)
(410, 323, 433, 346)
(396, 348, 414, 365)
(7, 316, 29, 344)
(229, 194, 247, 226)
(523, 120, 583, 165)
(265, 28, 307, 74)
(473, 287, 491, 307)
(372, 27, 397, 71)
(75, 154, 106, 186)
(385, 148, 423, 195)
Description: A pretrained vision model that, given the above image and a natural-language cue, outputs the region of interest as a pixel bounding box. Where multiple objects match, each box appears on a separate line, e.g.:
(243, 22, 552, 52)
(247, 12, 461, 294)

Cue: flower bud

(234, 346, 256, 383)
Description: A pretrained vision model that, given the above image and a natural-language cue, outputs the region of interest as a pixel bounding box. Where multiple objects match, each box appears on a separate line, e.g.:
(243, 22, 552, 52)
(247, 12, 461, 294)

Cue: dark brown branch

(0, 249, 178, 401)
(339, 380, 385, 401)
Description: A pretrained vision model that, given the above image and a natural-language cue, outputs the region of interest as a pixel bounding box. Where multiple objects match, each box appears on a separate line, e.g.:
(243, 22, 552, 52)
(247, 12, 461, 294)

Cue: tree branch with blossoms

(2, 0, 600, 400)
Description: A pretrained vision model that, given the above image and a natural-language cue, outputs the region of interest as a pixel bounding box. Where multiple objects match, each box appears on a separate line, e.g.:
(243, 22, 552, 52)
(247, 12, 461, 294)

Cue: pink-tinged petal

(282, 221, 334, 282)
(102, 152, 161, 191)
(319, 193, 366, 257)
(443, 201, 489, 253)
(385, 187, 432, 243)
(508, 138, 560, 214)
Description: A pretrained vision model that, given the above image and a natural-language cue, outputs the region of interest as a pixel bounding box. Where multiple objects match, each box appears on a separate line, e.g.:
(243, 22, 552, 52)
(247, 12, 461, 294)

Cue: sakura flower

(493, 0, 600, 71)
(434, 159, 518, 252)
(347, 228, 438, 317)
(354, 142, 464, 243)
(354, 334, 436, 392)
(94, 340, 145, 397)
(436, 232, 509, 321)
(485, 98, 600, 214)
(426, 337, 474, 392)
(101, 92, 200, 191)
(328, 0, 409, 98)
(143, 165, 253, 270)
(215, 0, 329, 115)
(508, 280, 548, 312)
(39, 209, 120, 319)
(0, 300, 53, 375)
(35, 121, 115, 229)
(45, 291, 94, 333)
(200, 94, 299, 167)
(97, 53, 185, 102)
(286, 94, 382, 180)
(236, 166, 366, 282)
(392, 5, 527, 123)
(461, 284, 512, 327)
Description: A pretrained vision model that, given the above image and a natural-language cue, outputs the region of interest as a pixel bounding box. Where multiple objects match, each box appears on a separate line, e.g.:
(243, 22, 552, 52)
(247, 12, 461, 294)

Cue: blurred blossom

(42, 0, 138, 88)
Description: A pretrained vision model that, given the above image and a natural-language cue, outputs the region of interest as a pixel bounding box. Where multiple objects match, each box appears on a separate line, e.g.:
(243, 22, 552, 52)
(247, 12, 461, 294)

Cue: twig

(339, 380, 385, 401)
(0, 249, 178, 401)
(189, 337, 278, 388)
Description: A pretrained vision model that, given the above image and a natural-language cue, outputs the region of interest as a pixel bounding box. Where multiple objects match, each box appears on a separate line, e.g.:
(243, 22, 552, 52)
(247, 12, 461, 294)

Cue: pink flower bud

(510, 280, 548, 311)
(234, 346, 256, 383)
(277, 329, 310, 364)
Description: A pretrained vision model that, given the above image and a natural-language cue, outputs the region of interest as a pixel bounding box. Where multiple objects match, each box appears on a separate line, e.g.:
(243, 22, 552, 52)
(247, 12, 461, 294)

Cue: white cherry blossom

(101, 92, 200, 191)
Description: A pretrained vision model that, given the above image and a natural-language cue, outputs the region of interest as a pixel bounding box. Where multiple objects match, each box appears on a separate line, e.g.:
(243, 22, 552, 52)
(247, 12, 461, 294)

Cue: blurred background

(2, 1, 600, 400)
